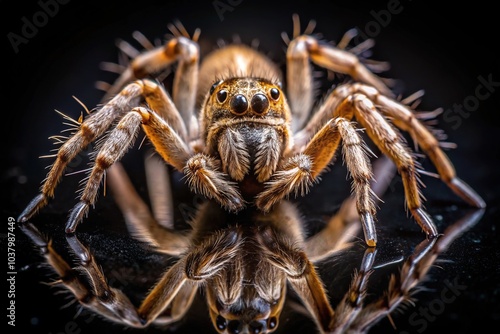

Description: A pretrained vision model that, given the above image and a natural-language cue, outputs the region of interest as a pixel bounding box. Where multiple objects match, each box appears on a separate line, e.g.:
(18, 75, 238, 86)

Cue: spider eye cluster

(215, 315, 278, 334)
(209, 79, 283, 117)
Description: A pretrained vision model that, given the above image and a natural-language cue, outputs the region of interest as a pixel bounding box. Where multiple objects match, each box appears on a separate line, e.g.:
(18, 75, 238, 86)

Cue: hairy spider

(18, 15, 484, 334)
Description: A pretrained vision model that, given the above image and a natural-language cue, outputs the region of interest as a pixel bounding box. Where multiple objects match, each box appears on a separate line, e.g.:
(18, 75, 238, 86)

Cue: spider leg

(352, 84, 486, 209)
(256, 112, 377, 245)
(346, 92, 439, 237)
(19, 79, 196, 228)
(144, 152, 175, 229)
(19, 222, 143, 327)
(102, 83, 191, 253)
(184, 153, 245, 212)
(104, 157, 197, 325)
(346, 88, 485, 234)
(66, 105, 191, 233)
(104, 35, 199, 134)
(20, 221, 201, 328)
(96, 33, 199, 228)
(305, 156, 397, 261)
(138, 227, 242, 325)
(286, 34, 392, 131)
(96, 83, 192, 254)
(330, 247, 377, 334)
(18, 82, 144, 223)
(106, 160, 190, 257)
(256, 211, 334, 333)
(343, 208, 484, 332)
(296, 82, 484, 240)
(101, 25, 200, 249)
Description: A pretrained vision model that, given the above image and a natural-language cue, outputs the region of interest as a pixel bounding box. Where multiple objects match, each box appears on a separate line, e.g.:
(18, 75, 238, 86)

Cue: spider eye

(269, 88, 280, 100)
(227, 320, 243, 334)
(230, 94, 249, 115)
(216, 315, 227, 331)
(268, 317, 278, 330)
(251, 93, 269, 114)
(217, 90, 228, 103)
(210, 80, 223, 95)
(249, 320, 264, 333)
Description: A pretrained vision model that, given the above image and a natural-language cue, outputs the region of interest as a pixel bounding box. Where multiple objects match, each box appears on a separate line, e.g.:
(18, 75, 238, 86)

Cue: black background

(3, 1, 500, 333)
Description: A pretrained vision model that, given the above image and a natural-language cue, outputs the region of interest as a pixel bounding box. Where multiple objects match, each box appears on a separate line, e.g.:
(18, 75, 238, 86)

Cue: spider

(18, 15, 485, 334)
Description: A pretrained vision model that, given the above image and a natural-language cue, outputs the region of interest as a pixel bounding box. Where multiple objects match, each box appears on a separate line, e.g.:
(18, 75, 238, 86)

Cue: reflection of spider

(18, 15, 484, 333)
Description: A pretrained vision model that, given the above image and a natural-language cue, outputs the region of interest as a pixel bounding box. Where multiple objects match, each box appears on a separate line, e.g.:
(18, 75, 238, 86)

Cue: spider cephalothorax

(198, 76, 293, 199)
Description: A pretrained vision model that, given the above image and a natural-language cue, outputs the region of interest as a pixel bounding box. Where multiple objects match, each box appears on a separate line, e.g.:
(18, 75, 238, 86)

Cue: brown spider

(18, 15, 484, 334)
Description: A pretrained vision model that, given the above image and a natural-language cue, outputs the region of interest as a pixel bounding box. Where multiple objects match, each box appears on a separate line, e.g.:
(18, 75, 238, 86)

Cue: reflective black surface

(3, 1, 499, 333)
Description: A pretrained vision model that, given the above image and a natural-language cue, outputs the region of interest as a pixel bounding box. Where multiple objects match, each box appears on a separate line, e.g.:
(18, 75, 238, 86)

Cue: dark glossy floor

(3, 1, 499, 333)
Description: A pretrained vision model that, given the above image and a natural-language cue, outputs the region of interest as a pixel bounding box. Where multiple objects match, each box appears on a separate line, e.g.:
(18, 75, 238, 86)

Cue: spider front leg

(297, 82, 485, 241)
(305, 156, 397, 261)
(19, 79, 191, 232)
(65, 104, 191, 233)
(346, 92, 439, 237)
(18, 81, 147, 224)
(343, 87, 486, 232)
(256, 115, 378, 246)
